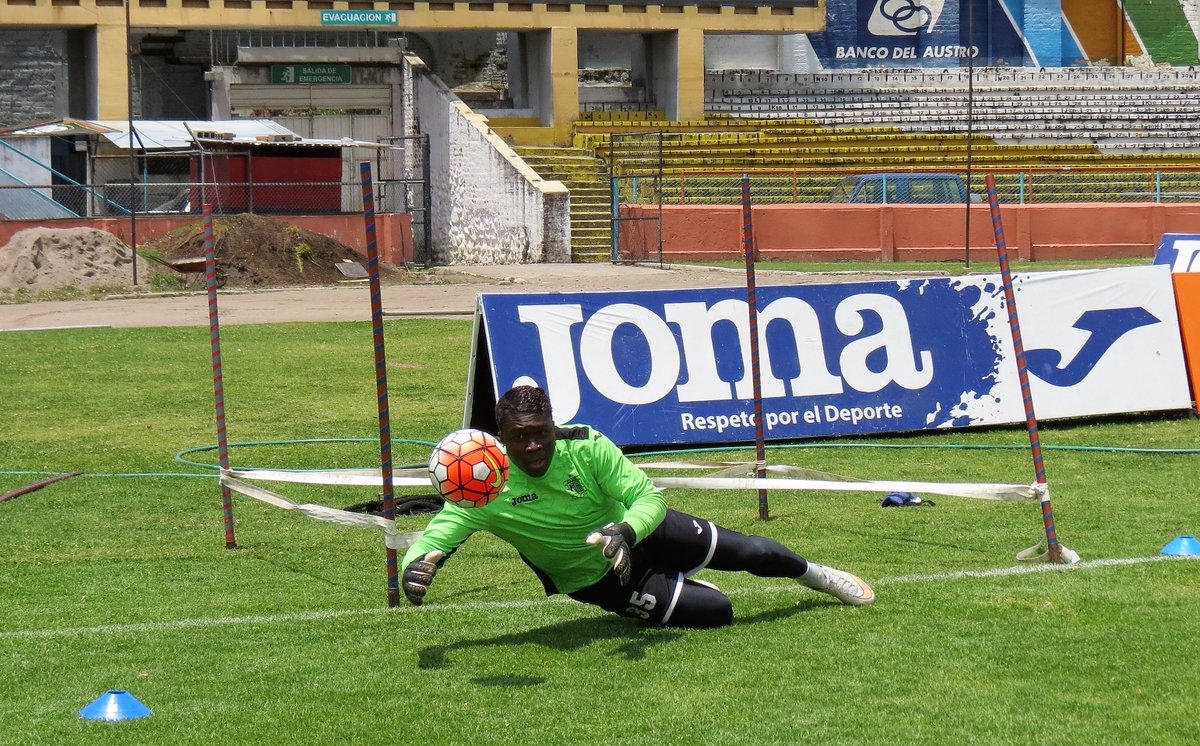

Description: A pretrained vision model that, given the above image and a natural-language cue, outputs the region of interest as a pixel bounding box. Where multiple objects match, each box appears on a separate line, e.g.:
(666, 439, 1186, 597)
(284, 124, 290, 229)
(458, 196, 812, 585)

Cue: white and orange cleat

(800, 563, 875, 606)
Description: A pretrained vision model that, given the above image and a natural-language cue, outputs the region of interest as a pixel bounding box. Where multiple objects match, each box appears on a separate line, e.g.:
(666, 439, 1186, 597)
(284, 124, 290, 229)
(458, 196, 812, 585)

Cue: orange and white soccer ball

(428, 428, 509, 507)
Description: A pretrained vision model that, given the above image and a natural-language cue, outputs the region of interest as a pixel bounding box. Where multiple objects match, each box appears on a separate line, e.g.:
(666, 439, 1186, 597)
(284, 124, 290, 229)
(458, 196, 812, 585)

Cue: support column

(649, 29, 705, 121)
(95, 21, 131, 119)
(675, 27, 705, 121)
(507, 33, 527, 109)
(548, 26, 579, 145)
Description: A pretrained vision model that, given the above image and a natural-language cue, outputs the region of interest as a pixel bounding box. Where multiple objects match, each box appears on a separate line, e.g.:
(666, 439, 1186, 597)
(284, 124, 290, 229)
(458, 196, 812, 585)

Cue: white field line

(2, 555, 1192, 642)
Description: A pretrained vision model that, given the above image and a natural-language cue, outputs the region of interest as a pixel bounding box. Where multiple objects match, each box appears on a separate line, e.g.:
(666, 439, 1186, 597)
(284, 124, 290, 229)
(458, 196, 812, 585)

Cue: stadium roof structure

(0, 118, 389, 150)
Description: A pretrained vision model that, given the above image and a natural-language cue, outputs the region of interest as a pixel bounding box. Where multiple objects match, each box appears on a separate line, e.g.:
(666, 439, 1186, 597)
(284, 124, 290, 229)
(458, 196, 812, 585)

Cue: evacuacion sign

(319, 10, 398, 25)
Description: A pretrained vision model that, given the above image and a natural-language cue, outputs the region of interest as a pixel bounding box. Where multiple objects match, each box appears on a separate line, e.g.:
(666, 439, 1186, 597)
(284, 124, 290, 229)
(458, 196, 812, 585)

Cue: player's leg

(567, 569, 733, 628)
(638, 509, 805, 577)
(641, 510, 874, 606)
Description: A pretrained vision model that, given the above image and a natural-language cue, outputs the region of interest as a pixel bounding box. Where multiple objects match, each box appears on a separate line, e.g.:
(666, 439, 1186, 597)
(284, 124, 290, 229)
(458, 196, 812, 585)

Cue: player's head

(495, 385, 555, 478)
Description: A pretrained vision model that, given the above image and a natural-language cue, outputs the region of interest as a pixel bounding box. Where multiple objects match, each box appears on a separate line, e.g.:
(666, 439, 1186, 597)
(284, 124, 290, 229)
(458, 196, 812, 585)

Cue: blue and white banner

(472, 266, 1190, 448)
(1153, 233, 1200, 273)
(810, 0, 1032, 69)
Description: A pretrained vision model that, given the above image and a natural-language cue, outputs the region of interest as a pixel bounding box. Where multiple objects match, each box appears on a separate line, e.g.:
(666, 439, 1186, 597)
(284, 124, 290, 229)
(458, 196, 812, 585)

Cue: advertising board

(470, 266, 1190, 447)
(809, 0, 1030, 69)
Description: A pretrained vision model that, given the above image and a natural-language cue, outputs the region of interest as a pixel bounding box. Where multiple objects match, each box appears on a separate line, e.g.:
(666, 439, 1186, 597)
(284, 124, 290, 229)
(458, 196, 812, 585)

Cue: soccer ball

(428, 428, 509, 507)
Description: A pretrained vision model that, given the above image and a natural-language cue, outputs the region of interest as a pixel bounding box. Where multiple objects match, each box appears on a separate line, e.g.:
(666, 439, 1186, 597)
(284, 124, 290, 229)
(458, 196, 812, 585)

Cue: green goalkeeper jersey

(402, 425, 667, 594)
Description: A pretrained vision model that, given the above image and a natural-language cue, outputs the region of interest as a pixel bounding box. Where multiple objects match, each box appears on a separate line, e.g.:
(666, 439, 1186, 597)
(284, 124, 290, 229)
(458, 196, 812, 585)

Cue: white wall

(705, 35, 779, 71)
(578, 32, 641, 70)
(0, 138, 51, 185)
(406, 55, 570, 265)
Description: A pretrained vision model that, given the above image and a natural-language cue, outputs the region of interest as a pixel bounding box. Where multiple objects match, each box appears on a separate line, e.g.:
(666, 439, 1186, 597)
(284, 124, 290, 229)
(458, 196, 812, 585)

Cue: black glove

(402, 549, 445, 606)
(585, 522, 635, 585)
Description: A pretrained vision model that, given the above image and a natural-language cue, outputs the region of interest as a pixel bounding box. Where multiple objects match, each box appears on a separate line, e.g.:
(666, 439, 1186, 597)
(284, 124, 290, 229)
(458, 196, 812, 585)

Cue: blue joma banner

(474, 266, 1189, 448)
(1154, 234, 1200, 273)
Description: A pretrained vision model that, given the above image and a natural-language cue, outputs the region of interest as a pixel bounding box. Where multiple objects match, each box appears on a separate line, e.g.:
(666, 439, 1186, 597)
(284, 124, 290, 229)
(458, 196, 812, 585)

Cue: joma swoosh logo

(1025, 307, 1159, 387)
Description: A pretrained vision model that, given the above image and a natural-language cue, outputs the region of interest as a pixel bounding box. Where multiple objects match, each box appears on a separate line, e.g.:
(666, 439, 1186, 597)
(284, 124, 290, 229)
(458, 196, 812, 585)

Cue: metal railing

(0, 180, 418, 218)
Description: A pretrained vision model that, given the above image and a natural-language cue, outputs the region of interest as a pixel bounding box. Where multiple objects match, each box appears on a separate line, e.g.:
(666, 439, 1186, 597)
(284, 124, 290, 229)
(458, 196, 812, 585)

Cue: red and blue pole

(361, 162, 401, 607)
(985, 174, 1062, 563)
(205, 203, 236, 549)
(741, 175, 769, 521)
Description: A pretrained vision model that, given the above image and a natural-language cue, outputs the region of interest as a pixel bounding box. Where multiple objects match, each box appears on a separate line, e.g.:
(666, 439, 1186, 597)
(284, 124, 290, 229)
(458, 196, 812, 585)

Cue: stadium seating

(511, 145, 612, 262)
(705, 67, 1200, 154)
(510, 68, 1200, 253)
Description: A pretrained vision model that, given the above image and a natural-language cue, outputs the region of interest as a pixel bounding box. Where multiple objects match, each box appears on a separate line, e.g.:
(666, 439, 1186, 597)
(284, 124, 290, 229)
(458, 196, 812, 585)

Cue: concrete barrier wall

(408, 55, 571, 265)
(619, 202, 1200, 262)
(0, 213, 413, 266)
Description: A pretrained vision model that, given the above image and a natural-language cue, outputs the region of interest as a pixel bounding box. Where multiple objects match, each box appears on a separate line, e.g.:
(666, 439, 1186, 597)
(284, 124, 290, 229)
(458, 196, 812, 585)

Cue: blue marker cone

(1161, 535, 1200, 557)
(79, 690, 152, 721)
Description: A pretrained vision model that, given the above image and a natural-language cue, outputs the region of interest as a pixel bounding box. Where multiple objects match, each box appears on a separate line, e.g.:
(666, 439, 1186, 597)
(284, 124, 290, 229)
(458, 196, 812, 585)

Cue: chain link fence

(607, 132, 663, 263)
(633, 167, 1200, 206)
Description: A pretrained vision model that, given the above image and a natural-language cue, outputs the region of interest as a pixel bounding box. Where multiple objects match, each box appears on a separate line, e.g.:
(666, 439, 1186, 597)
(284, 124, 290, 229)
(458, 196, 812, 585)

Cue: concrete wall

(407, 55, 570, 264)
(0, 30, 70, 129)
(706, 35, 780, 71)
(618, 202, 1200, 262)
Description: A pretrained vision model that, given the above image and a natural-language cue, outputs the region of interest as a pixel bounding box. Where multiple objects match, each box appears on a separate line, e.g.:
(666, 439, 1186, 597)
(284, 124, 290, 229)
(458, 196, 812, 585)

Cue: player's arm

(589, 431, 666, 542)
(579, 431, 667, 585)
(400, 507, 477, 605)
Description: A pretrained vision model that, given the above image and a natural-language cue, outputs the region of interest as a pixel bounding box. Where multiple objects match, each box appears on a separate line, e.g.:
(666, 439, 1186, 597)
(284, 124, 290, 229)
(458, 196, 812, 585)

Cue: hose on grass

(2, 437, 1196, 484)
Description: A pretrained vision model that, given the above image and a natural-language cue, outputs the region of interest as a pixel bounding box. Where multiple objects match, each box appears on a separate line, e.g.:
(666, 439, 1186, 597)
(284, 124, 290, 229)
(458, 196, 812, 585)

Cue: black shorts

(567, 509, 733, 628)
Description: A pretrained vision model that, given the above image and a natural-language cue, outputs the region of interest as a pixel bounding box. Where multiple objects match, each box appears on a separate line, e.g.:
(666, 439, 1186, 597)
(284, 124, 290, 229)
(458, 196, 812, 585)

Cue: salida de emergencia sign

(270, 64, 352, 85)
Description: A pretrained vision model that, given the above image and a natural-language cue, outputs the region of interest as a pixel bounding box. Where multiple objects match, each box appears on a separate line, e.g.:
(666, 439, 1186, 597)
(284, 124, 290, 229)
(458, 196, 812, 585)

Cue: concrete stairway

(513, 146, 612, 262)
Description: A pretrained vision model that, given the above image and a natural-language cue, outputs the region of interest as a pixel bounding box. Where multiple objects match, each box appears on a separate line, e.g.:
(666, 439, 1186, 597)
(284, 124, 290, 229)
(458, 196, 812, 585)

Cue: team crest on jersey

(564, 474, 585, 497)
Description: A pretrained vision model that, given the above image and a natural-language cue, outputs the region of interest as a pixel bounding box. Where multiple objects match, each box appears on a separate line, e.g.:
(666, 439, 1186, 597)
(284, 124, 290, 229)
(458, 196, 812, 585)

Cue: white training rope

(227, 464, 1036, 502)
(634, 460, 1037, 501)
(221, 474, 422, 551)
(225, 467, 429, 487)
(650, 476, 1037, 501)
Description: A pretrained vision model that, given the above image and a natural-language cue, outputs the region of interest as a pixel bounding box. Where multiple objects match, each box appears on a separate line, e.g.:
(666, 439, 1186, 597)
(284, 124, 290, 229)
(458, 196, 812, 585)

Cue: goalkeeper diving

(402, 385, 874, 628)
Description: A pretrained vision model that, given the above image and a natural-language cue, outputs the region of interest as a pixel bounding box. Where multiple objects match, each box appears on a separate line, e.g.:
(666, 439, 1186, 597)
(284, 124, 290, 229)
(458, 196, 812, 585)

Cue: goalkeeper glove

(585, 522, 635, 586)
(402, 549, 445, 606)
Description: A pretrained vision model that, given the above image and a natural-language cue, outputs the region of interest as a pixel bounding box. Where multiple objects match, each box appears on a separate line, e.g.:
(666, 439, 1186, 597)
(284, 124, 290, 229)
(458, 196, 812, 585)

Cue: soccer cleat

(800, 563, 875, 606)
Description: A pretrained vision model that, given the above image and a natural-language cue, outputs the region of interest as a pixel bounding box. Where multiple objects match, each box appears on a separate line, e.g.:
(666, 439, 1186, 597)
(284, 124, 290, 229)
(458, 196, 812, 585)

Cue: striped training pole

(985, 174, 1062, 563)
(741, 175, 769, 521)
(361, 161, 401, 607)
(205, 204, 236, 549)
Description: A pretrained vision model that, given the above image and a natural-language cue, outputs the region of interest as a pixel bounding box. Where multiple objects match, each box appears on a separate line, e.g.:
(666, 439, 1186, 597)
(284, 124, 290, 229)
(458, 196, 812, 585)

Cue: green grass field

(3, 318, 1199, 745)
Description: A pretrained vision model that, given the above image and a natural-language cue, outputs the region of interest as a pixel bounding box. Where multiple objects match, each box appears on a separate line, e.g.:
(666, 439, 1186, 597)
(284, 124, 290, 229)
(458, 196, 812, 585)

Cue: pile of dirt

(146, 213, 397, 288)
(0, 214, 403, 294)
(0, 227, 150, 292)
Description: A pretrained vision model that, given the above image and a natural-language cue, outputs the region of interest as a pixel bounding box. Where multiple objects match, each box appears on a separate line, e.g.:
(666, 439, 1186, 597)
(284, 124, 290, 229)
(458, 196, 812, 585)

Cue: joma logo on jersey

(510, 493, 539, 506)
(868, 0, 945, 37)
(513, 294, 933, 422)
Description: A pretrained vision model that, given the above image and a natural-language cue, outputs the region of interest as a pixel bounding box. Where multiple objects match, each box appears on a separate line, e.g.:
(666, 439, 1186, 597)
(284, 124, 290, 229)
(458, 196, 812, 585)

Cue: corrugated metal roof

(1, 119, 390, 150)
